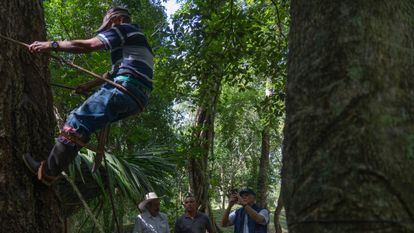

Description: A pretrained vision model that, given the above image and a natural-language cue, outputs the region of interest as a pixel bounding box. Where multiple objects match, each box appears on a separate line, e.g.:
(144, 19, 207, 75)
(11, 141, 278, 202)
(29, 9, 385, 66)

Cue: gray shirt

(133, 211, 169, 233)
(174, 212, 212, 233)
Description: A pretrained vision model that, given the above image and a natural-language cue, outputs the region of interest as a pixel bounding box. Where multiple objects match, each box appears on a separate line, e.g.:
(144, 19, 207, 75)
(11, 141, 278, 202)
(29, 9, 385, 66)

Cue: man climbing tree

(23, 6, 154, 185)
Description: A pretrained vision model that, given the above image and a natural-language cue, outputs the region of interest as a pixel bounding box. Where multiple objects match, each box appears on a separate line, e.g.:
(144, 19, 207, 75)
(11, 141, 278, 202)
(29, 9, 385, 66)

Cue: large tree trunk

(189, 76, 221, 233)
(282, 1, 414, 232)
(0, 1, 63, 232)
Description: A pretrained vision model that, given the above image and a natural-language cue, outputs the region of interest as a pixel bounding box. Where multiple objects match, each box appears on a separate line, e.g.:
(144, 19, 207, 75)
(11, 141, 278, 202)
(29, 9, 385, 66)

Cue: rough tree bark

(0, 1, 63, 233)
(282, 1, 414, 232)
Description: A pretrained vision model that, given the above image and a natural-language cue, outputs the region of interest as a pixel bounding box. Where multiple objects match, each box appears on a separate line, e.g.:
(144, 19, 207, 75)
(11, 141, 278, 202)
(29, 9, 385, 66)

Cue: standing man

(23, 7, 154, 184)
(175, 194, 213, 233)
(133, 192, 170, 233)
(221, 188, 269, 233)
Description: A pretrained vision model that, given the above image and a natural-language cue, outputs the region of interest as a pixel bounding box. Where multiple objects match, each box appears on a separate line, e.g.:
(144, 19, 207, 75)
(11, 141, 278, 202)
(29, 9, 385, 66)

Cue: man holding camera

(221, 188, 269, 233)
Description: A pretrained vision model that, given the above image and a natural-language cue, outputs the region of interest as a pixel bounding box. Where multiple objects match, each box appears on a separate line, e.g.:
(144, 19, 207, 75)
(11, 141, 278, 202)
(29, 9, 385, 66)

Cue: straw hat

(138, 192, 160, 210)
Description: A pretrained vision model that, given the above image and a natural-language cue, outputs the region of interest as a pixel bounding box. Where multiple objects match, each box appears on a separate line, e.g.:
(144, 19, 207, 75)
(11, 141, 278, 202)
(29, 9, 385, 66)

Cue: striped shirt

(97, 23, 154, 90)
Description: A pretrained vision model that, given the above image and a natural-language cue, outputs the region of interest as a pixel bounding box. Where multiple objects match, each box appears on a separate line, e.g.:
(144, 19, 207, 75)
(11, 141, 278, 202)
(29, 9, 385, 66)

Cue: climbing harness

(93, 125, 110, 173)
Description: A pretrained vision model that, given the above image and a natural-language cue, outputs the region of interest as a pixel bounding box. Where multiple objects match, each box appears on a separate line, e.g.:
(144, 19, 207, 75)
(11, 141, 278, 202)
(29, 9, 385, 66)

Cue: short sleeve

(96, 26, 125, 50)
(228, 210, 236, 226)
(258, 209, 270, 225)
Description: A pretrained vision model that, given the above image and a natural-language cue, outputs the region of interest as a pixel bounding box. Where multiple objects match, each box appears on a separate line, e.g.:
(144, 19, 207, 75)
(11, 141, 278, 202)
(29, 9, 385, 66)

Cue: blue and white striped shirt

(97, 23, 154, 90)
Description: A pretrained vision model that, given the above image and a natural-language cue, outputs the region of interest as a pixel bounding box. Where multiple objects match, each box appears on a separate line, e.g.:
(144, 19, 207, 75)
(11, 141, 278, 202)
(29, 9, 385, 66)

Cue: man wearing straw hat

(22, 6, 153, 185)
(133, 192, 170, 233)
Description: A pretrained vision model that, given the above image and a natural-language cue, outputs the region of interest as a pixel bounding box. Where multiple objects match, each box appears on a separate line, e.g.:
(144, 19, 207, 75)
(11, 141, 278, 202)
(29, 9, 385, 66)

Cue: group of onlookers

(132, 188, 269, 233)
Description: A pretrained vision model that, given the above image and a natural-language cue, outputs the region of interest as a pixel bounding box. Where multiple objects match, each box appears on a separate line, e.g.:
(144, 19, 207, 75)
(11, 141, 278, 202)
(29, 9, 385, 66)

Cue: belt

(114, 75, 152, 94)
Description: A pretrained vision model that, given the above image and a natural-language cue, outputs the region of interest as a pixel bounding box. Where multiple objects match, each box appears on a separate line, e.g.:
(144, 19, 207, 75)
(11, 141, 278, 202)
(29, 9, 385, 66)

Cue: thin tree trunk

(257, 78, 274, 208)
(0, 1, 62, 232)
(282, 1, 414, 232)
(256, 127, 270, 208)
(274, 192, 283, 233)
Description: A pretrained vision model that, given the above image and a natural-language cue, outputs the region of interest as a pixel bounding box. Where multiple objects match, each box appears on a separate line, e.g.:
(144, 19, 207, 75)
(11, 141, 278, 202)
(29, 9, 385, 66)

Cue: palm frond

(69, 147, 178, 204)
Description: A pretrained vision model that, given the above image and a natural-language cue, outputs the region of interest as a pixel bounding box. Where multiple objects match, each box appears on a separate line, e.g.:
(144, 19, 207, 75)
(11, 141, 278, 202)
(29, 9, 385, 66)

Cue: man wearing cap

(23, 7, 153, 185)
(174, 194, 213, 233)
(221, 188, 269, 233)
(133, 192, 169, 233)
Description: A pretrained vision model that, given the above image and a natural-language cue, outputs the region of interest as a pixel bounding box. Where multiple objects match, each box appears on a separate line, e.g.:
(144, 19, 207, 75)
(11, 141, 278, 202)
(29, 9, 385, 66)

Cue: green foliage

(43, 0, 290, 231)
(43, 0, 182, 232)
(66, 148, 179, 232)
(166, 0, 289, 209)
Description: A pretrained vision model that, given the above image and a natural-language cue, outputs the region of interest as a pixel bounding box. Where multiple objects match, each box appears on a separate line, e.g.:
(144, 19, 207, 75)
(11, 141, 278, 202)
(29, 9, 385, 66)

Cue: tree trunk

(257, 77, 275, 208)
(256, 127, 270, 208)
(189, 106, 212, 211)
(282, 1, 414, 232)
(189, 76, 221, 233)
(274, 191, 283, 233)
(0, 1, 63, 232)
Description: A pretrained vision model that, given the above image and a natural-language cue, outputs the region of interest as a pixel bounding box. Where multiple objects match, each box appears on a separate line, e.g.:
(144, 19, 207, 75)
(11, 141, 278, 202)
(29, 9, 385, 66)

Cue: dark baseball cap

(239, 188, 256, 196)
(96, 7, 130, 33)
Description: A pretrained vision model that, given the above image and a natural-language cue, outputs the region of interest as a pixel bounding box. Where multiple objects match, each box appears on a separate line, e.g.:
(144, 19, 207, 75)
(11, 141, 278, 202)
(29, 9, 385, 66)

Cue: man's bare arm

(244, 205, 266, 224)
(29, 37, 104, 54)
(56, 38, 105, 53)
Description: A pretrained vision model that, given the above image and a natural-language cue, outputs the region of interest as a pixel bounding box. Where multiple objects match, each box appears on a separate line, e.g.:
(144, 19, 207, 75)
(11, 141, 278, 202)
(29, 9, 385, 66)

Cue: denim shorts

(63, 76, 149, 139)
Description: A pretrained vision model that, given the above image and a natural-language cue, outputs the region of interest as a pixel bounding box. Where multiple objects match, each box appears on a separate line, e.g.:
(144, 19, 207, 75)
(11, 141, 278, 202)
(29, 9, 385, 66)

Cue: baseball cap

(96, 7, 130, 33)
(239, 188, 256, 196)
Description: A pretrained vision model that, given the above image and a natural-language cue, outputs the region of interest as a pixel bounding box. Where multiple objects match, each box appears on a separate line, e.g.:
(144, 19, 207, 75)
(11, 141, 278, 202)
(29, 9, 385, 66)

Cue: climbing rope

(103, 153, 121, 233)
(62, 171, 105, 233)
(0, 34, 145, 110)
(50, 82, 76, 91)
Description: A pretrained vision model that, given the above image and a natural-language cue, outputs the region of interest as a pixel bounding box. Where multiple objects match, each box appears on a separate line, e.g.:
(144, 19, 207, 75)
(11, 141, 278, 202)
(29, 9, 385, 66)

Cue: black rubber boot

(22, 153, 41, 175)
(22, 154, 58, 186)
(46, 141, 79, 177)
